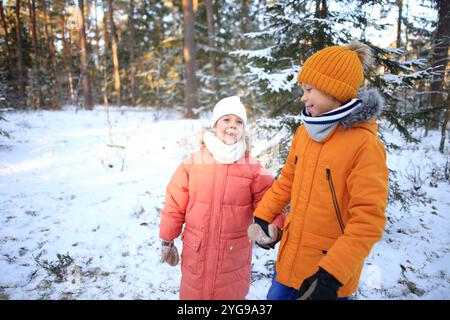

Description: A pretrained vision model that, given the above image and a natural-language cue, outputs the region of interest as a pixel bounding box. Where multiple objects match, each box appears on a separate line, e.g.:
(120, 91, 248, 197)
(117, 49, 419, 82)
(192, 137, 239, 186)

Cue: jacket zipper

(326, 168, 345, 234)
(209, 164, 228, 298)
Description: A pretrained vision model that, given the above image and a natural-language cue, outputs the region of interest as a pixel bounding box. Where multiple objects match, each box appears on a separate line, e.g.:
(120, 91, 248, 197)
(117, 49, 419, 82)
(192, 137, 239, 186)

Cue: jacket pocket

(278, 214, 292, 258)
(326, 168, 345, 234)
(295, 232, 337, 279)
(301, 231, 336, 254)
(221, 237, 252, 274)
(181, 231, 202, 275)
(282, 213, 292, 231)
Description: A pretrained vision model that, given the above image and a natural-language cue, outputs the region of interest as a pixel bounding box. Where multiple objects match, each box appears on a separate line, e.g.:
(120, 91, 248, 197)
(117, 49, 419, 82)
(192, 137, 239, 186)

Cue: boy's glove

(160, 240, 179, 266)
(247, 217, 281, 250)
(297, 268, 342, 300)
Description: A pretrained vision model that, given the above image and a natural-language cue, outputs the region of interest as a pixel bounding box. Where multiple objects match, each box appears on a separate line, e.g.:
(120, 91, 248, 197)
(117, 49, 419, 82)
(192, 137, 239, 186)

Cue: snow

(354, 126, 450, 299)
(230, 47, 276, 61)
(382, 68, 435, 86)
(0, 107, 449, 300)
(247, 64, 300, 93)
(242, 31, 274, 39)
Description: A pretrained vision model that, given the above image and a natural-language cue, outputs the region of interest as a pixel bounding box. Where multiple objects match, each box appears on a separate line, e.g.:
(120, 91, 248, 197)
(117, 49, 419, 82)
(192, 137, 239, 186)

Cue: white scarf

(203, 130, 246, 164)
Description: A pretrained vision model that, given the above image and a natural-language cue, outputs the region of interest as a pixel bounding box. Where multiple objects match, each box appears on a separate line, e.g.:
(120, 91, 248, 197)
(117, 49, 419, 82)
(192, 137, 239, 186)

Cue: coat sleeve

(250, 163, 286, 229)
(252, 126, 301, 224)
(159, 161, 190, 241)
(319, 137, 389, 285)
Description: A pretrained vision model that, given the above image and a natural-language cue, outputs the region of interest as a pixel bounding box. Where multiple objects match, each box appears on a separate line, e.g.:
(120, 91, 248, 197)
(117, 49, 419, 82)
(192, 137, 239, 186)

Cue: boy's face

(300, 83, 341, 117)
(214, 114, 244, 145)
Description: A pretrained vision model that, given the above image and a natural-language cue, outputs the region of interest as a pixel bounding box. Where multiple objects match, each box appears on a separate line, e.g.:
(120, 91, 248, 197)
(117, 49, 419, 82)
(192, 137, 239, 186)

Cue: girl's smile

(214, 114, 244, 145)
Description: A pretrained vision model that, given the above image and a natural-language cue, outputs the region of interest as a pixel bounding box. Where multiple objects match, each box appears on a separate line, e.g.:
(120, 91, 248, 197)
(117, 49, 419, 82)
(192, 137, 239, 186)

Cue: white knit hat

(210, 96, 247, 128)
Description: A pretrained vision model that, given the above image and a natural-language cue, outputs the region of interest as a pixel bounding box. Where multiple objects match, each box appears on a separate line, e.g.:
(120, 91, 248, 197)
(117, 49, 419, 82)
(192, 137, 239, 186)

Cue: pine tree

(119, 0, 184, 109)
(194, 0, 267, 115)
(237, 0, 437, 142)
(236, 0, 440, 213)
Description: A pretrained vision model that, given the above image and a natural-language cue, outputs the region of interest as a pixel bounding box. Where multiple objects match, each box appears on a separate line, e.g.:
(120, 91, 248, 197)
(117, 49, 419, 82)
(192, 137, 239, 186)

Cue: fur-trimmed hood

(340, 88, 384, 129)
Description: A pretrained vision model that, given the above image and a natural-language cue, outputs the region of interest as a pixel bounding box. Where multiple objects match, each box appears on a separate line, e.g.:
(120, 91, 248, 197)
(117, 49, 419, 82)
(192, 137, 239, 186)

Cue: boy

(248, 41, 389, 300)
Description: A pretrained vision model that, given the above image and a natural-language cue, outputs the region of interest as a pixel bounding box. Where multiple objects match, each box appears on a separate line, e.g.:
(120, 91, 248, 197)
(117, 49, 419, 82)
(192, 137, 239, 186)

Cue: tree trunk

(213, 0, 220, 42)
(28, 0, 43, 109)
(14, 0, 27, 108)
(396, 0, 403, 48)
(92, 0, 101, 107)
(314, 0, 329, 50)
(205, 0, 218, 92)
(93, 0, 101, 70)
(193, 0, 198, 15)
(61, 12, 75, 104)
(0, 1, 14, 76)
(430, 0, 450, 128)
(78, 0, 93, 109)
(41, 0, 59, 109)
(41, 0, 56, 59)
(242, 0, 249, 34)
(439, 93, 449, 153)
(403, 0, 409, 58)
(182, 0, 198, 118)
(107, 0, 122, 106)
(102, 0, 110, 106)
(27, 0, 38, 56)
(129, 0, 136, 106)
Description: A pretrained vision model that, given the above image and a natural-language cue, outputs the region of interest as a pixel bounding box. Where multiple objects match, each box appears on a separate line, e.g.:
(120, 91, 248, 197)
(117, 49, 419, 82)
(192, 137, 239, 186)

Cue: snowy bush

(34, 252, 75, 283)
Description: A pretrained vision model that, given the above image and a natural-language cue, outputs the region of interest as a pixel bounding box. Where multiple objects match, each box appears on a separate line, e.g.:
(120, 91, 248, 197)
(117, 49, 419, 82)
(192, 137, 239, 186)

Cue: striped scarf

(301, 98, 362, 142)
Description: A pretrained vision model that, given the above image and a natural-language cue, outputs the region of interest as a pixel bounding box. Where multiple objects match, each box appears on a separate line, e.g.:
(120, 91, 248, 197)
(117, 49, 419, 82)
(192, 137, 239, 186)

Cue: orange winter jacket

(254, 90, 389, 298)
(160, 145, 285, 300)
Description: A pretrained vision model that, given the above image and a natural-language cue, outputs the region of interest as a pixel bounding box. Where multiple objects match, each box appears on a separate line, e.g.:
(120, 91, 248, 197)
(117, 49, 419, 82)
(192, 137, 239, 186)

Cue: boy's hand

(160, 240, 179, 266)
(247, 217, 281, 249)
(297, 268, 342, 300)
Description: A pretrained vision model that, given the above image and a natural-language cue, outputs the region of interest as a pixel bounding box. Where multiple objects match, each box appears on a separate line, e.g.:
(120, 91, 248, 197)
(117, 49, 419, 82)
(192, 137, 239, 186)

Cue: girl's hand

(247, 217, 281, 249)
(160, 240, 179, 266)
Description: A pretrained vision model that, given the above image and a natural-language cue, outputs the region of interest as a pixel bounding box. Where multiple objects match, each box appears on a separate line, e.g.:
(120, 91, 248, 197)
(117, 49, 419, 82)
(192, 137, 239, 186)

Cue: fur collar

(340, 88, 384, 129)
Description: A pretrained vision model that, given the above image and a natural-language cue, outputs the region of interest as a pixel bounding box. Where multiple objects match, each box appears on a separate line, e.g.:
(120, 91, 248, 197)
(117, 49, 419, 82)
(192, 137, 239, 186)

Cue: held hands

(297, 268, 342, 300)
(247, 217, 281, 250)
(160, 240, 179, 266)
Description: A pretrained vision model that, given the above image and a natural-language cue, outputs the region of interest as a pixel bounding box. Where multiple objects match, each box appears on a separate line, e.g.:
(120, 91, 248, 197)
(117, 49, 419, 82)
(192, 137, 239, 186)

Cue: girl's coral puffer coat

(160, 146, 284, 299)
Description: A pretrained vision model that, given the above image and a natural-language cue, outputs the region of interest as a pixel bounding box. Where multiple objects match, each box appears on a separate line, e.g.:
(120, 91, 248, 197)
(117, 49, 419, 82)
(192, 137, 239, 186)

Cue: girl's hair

(347, 41, 374, 74)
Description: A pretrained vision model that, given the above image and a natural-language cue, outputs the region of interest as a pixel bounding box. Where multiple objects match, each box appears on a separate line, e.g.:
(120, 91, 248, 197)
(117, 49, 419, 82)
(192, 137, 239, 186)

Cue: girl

(159, 96, 284, 300)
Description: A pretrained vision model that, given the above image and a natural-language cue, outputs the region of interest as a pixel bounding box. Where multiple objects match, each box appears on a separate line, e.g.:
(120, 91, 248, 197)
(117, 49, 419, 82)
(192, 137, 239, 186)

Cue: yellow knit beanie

(297, 41, 373, 102)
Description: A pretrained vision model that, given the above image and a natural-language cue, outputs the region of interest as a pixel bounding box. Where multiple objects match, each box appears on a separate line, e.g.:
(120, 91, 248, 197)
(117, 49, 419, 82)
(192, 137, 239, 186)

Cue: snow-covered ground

(0, 107, 449, 300)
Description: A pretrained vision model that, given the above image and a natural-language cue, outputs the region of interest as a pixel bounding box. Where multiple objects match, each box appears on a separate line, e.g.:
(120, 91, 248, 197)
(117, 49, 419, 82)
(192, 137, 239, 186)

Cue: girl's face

(214, 114, 244, 145)
(300, 83, 341, 117)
